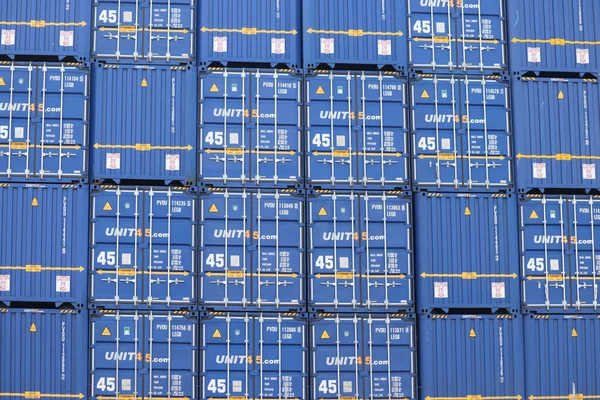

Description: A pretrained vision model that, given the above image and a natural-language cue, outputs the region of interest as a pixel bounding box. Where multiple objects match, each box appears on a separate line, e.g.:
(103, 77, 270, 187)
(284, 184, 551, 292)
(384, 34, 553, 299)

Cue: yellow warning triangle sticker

(464, 206, 472, 216)
(316, 86, 325, 95)
(318, 207, 328, 217)
(0, 77, 5, 86)
(469, 328, 476, 338)
(101, 326, 112, 337)
(209, 204, 219, 213)
(530, 210, 539, 219)
(212, 328, 223, 339)
(558, 90, 564, 100)
(321, 329, 331, 339)
(571, 328, 578, 337)
(421, 89, 430, 99)
(141, 78, 148, 87)
(31, 197, 39, 207)
(210, 83, 219, 93)
(103, 202, 113, 211)
(30, 323, 37, 333)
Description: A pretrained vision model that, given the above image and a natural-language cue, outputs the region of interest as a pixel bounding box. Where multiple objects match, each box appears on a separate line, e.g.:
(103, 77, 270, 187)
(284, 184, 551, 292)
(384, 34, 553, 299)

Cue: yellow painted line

(0, 21, 87, 27)
(414, 37, 500, 44)
(421, 272, 518, 279)
(201, 27, 297, 35)
(315, 273, 406, 279)
(418, 154, 506, 160)
(98, 397, 189, 400)
(95, 269, 190, 276)
(204, 149, 297, 155)
(512, 37, 600, 46)
(312, 151, 402, 157)
(528, 396, 600, 400)
(204, 272, 299, 278)
(426, 396, 522, 400)
(0, 144, 82, 150)
(516, 153, 600, 161)
(98, 26, 189, 33)
(93, 143, 193, 151)
(0, 265, 84, 272)
(307, 28, 403, 37)
(0, 393, 85, 399)
(527, 275, 600, 281)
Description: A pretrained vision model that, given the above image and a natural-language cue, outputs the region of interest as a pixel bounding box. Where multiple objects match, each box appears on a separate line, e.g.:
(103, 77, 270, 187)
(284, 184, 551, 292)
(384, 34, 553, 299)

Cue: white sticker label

(527, 47, 541, 63)
(0, 275, 10, 292)
(59, 31, 74, 47)
(166, 154, 180, 171)
(121, 379, 132, 391)
(320, 38, 335, 54)
(122, 253, 132, 265)
(213, 36, 227, 53)
(14, 127, 24, 139)
(434, 282, 448, 298)
(230, 132, 239, 145)
(339, 256, 349, 269)
(1, 30, 15, 46)
(343, 381, 353, 393)
(378, 39, 392, 56)
(435, 22, 446, 33)
(232, 380, 242, 393)
(441, 138, 451, 150)
(491, 282, 505, 299)
(271, 38, 285, 54)
(583, 164, 596, 180)
(533, 162, 546, 179)
(550, 259, 560, 271)
(230, 255, 240, 267)
(576, 48, 590, 65)
(56, 276, 71, 293)
(123, 11, 133, 23)
(336, 135, 346, 147)
(106, 153, 121, 170)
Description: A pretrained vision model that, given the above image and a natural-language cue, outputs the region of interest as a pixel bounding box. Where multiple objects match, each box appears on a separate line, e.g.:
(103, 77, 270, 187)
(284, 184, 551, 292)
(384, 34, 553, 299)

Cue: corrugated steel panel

(200, 188, 305, 311)
(90, 186, 197, 309)
(311, 313, 416, 400)
(198, 68, 303, 188)
(0, 62, 89, 182)
(90, 310, 198, 399)
(524, 315, 600, 399)
(308, 191, 413, 312)
(306, 71, 410, 190)
(198, 0, 301, 70)
(513, 77, 600, 192)
(0, 184, 88, 307)
(411, 75, 513, 191)
(0, 1, 90, 61)
(408, 0, 507, 74)
(91, 64, 197, 185)
(520, 195, 600, 313)
(508, 0, 600, 74)
(92, 0, 196, 64)
(419, 314, 525, 400)
(302, 0, 407, 71)
(200, 312, 307, 400)
(415, 193, 520, 312)
(0, 308, 88, 399)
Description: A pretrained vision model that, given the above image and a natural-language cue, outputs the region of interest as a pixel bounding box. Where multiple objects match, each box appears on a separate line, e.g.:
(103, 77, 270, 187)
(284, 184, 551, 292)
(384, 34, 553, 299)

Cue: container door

(94, 0, 142, 61)
(145, 0, 195, 63)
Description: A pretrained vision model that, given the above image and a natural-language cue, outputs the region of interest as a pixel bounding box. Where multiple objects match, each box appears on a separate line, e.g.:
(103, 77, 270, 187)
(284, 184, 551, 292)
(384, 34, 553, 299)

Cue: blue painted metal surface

(0, 184, 88, 308)
(0, 0, 90, 61)
(524, 315, 600, 400)
(419, 314, 525, 400)
(513, 77, 600, 192)
(200, 312, 307, 400)
(508, 0, 600, 74)
(306, 71, 410, 190)
(91, 63, 197, 185)
(303, 0, 407, 71)
(411, 74, 513, 191)
(415, 193, 520, 312)
(198, 69, 303, 188)
(89, 186, 197, 309)
(92, 0, 196, 64)
(0, 63, 89, 182)
(198, 0, 301, 70)
(0, 308, 88, 399)
(308, 191, 413, 312)
(408, 0, 507, 74)
(520, 195, 600, 313)
(311, 313, 416, 400)
(90, 310, 198, 399)
(199, 188, 305, 311)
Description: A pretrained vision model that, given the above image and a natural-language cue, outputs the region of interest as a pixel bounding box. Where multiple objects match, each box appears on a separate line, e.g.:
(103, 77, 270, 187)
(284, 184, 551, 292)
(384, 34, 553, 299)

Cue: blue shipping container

(303, 0, 407, 71)
(92, 0, 196, 64)
(407, 0, 507, 73)
(0, 308, 88, 399)
(198, 0, 301, 70)
(90, 310, 197, 399)
(513, 77, 600, 192)
(415, 193, 520, 312)
(91, 64, 197, 184)
(0, 183, 88, 307)
(306, 71, 410, 190)
(411, 75, 513, 191)
(198, 69, 303, 188)
(308, 191, 413, 312)
(524, 315, 600, 399)
(0, 63, 89, 182)
(520, 195, 600, 313)
(0, 0, 90, 61)
(419, 314, 525, 400)
(508, 0, 600, 74)
(200, 312, 307, 400)
(90, 186, 197, 309)
(200, 188, 305, 311)
(311, 313, 416, 400)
